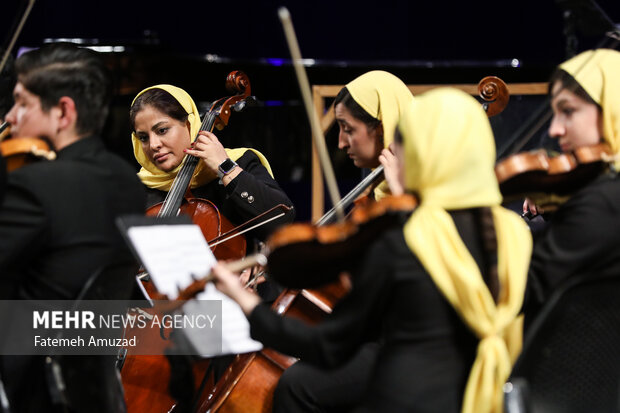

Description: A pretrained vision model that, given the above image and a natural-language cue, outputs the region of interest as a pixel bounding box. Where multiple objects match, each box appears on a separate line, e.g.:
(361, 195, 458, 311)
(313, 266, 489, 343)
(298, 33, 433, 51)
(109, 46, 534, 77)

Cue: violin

(0, 123, 57, 172)
(495, 143, 615, 211)
(266, 194, 418, 289)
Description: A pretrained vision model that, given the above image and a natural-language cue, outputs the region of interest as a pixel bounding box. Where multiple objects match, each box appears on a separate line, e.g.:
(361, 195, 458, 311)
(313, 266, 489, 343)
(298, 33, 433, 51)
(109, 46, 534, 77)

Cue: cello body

(194, 280, 348, 413)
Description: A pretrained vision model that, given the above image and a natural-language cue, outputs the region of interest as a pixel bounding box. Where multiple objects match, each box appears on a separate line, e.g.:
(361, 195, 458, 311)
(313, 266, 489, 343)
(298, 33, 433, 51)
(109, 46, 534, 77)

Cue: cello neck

(158, 111, 218, 217)
(315, 165, 385, 227)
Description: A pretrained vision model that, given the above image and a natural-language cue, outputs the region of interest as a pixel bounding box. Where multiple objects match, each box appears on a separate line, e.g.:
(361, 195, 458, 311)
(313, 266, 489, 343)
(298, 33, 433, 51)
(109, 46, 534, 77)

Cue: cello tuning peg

(232, 100, 246, 112)
(232, 96, 257, 112)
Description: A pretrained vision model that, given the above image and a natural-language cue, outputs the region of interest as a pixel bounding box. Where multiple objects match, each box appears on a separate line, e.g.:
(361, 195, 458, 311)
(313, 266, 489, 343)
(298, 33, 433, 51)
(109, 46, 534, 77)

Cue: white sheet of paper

(126, 223, 262, 355)
(127, 224, 215, 300)
(184, 284, 263, 356)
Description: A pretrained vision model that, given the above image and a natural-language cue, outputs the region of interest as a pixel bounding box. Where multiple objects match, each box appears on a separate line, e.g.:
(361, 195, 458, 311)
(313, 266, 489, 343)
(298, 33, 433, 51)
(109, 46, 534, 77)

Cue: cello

(120, 71, 255, 413)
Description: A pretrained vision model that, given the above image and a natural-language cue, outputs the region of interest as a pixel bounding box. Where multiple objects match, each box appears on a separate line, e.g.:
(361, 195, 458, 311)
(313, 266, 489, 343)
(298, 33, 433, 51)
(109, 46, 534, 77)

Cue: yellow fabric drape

(131, 84, 273, 191)
(345, 71, 414, 200)
(399, 88, 532, 413)
(559, 48, 620, 170)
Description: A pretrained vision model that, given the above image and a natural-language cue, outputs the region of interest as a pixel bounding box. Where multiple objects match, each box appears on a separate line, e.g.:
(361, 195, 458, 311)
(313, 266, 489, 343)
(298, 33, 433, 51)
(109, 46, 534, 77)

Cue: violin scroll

(478, 76, 509, 117)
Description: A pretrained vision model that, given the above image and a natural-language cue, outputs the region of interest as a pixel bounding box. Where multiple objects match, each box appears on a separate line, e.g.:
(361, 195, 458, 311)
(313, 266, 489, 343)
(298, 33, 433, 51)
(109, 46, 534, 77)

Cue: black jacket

(0, 136, 146, 300)
(0, 136, 147, 413)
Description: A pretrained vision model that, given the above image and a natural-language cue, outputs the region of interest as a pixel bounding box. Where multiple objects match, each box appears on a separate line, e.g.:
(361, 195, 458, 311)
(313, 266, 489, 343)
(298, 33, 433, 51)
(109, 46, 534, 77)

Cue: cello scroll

(212, 70, 254, 130)
(478, 76, 509, 117)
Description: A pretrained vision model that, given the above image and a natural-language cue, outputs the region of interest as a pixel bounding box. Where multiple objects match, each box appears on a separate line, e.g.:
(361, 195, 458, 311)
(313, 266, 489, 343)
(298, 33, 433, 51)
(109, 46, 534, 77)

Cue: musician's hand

(212, 263, 260, 316)
(184, 131, 242, 184)
(239, 266, 267, 290)
(379, 144, 404, 196)
(523, 197, 544, 218)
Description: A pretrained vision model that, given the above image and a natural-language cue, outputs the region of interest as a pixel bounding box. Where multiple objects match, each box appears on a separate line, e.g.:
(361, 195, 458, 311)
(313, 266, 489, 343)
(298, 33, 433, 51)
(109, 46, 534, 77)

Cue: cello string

(159, 111, 217, 216)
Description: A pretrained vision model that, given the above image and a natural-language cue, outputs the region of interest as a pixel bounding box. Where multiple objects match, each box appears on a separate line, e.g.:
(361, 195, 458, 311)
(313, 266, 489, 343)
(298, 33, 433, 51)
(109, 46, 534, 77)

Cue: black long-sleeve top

(0, 137, 147, 300)
(525, 172, 620, 322)
(248, 210, 487, 412)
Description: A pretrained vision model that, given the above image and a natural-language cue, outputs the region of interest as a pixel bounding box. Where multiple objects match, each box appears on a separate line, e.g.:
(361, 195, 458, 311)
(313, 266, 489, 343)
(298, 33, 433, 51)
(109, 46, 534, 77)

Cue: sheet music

(127, 224, 215, 300)
(124, 222, 263, 355)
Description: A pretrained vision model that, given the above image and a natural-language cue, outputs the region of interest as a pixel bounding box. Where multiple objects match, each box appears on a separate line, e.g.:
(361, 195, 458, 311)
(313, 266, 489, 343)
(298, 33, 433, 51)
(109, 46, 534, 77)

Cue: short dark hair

(549, 69, 599, 108)
(129, 88, 189, 131)
(15, 42, 111, 136)
(334, 86, 382, 131)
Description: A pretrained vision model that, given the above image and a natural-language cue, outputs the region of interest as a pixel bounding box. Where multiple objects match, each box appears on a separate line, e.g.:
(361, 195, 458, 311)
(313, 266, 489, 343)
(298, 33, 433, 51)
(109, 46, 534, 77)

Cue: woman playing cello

(130, 84, 295, 243)
(213, 88, 532, 412)
(523, 49, 620, 321)
(125, 84, 295, 411)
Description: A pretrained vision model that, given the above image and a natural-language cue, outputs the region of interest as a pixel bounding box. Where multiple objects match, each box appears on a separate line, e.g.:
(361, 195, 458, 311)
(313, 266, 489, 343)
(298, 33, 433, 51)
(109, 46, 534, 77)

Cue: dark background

(2, 0, 620, 220)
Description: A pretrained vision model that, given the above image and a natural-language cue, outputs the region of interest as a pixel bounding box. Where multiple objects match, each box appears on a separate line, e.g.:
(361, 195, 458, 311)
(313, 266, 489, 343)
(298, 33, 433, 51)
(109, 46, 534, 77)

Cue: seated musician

(0, 43, 147, 412)
(265, 70, 414, 412)
(523, 48, 620, 321)
(127, 84, 296, 409)
(334, 70, 413, 201)
(213, 88, 533, 412)
(130, 84, 295, 246)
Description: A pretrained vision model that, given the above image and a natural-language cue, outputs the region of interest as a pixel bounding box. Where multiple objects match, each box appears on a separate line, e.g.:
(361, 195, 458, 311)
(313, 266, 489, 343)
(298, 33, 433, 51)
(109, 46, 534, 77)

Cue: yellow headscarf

(345, 71, 414, 200)
(131, 84, 273, 191)
(559, 48, 620, 170)
(400, 88, 532, 413)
